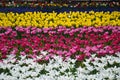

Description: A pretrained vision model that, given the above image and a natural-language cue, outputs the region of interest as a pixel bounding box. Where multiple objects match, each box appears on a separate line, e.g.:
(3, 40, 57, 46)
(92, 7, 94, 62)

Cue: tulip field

(0, 1, 120, 80)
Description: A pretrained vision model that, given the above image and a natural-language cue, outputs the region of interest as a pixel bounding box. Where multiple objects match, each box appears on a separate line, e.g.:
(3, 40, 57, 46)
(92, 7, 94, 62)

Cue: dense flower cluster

(73, 1, 120, 8)
(0, 11, 120, 27)
(0, 26, 120, 61)
(0, 1, 119, 8)
(0, 53, 120, 80)
(0, 1, 68, 8)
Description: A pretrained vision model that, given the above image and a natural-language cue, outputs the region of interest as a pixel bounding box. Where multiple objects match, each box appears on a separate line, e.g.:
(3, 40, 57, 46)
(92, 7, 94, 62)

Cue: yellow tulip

(0, 11, 119, 27)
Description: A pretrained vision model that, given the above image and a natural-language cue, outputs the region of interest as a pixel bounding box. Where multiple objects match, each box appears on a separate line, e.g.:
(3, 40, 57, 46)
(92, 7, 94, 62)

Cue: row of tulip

(0, 52, 120, 80)
(0, 26, 120, 61)
(0, 1, 119, 8)
(0, 11, 120, 27)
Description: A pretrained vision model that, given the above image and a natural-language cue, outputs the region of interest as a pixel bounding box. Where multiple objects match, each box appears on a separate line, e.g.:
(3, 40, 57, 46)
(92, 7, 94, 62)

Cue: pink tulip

(91, 46, 98, 51)
(44, 56, 49, 60)
(20, 51, 26, 56)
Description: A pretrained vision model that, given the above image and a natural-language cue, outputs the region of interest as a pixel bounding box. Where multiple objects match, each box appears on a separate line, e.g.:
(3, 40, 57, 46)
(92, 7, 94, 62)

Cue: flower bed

(0, 52, 120, 80)
(0, 11, 120, 80)
(0, 6, 120, 13)
(0, 1, 119, 8)
(0, 26, 120, 61)
(0, 11, 120, 27)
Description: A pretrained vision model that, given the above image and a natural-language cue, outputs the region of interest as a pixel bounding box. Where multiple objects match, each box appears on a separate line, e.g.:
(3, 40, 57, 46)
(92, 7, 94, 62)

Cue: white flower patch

(0, 52, 120, 80)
